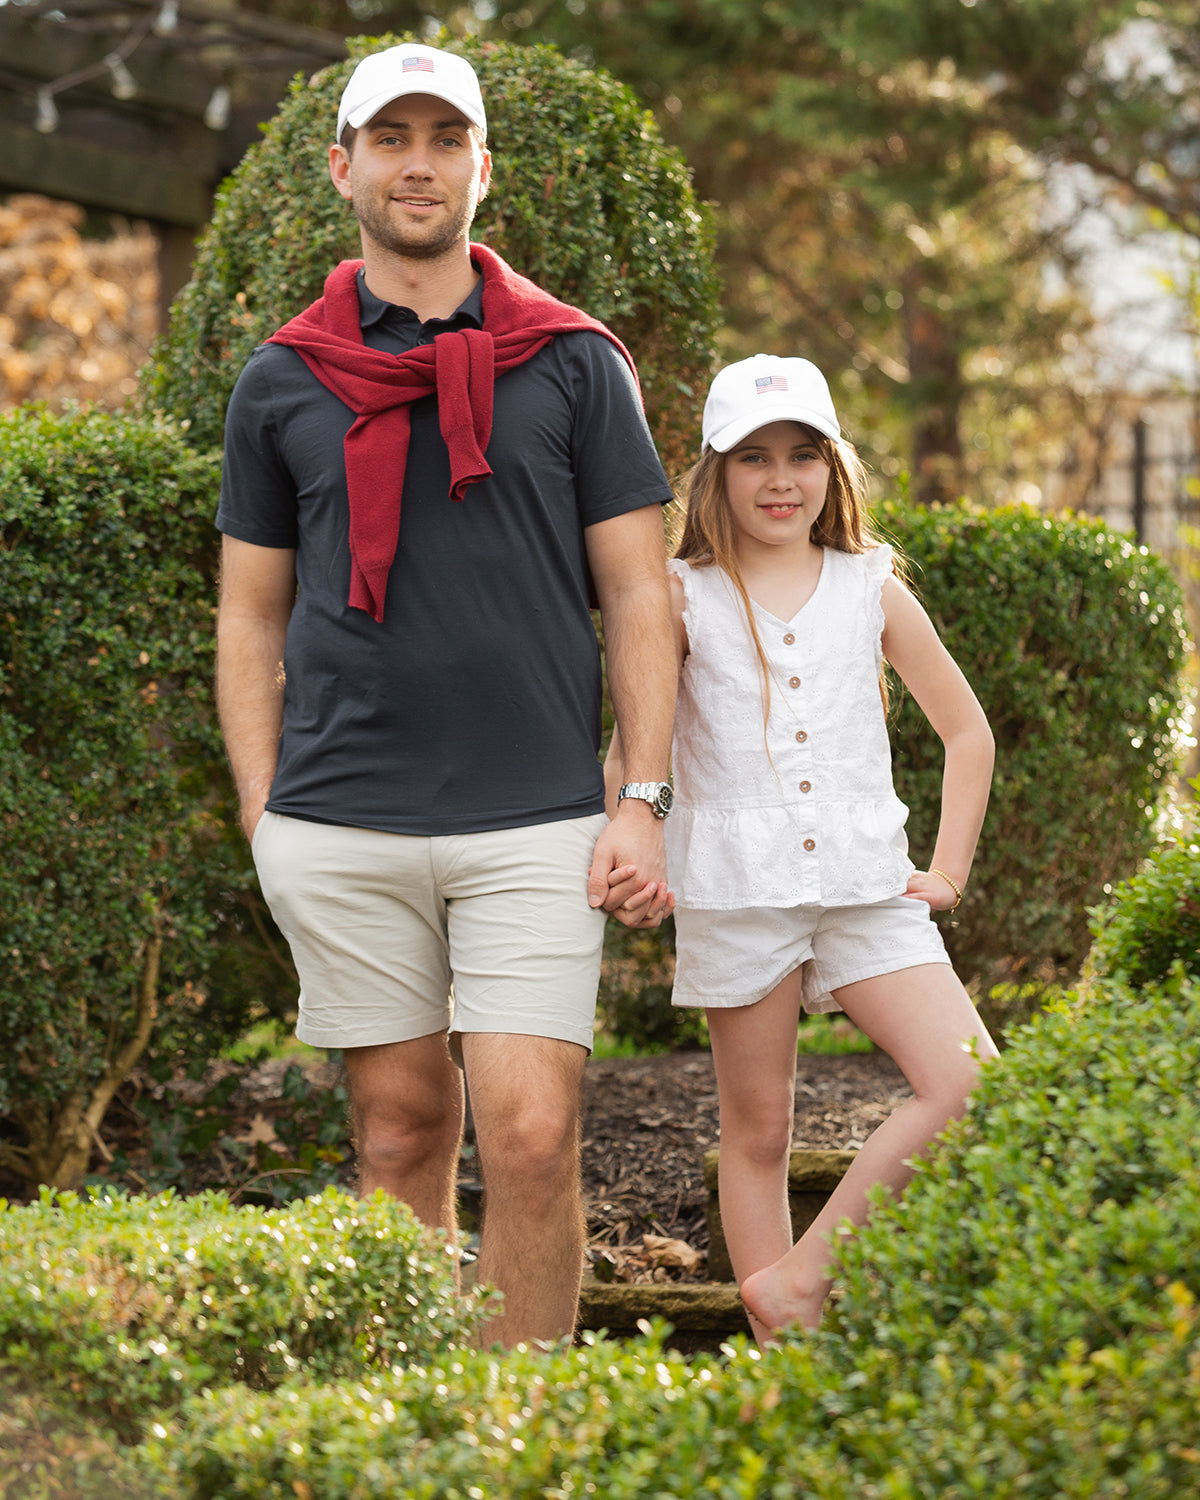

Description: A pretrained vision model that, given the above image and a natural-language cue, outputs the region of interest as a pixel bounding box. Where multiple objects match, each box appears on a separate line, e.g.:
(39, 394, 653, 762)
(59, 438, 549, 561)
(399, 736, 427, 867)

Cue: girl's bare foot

(740, 1263, 826, 1337)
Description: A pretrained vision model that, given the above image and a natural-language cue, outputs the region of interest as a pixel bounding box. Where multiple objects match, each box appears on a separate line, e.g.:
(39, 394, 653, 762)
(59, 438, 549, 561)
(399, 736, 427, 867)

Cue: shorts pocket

(250, 808, 274, 860)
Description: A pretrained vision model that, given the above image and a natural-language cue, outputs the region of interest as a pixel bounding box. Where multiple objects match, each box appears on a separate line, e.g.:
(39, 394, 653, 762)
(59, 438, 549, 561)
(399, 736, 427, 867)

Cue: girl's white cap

(703, 354, 840, 452)
(337, 44, 487, 140)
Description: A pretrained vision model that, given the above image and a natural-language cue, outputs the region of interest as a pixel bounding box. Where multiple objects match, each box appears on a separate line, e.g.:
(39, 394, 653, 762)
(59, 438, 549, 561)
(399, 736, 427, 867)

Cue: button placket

(790, 635, 816, 853)
(771, 626, 816, 857)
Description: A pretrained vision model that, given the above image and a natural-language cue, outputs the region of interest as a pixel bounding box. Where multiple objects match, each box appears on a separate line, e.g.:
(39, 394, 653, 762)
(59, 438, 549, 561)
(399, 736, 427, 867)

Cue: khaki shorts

(252, 811, 610, 1052)
(672, 894, 951, 1016)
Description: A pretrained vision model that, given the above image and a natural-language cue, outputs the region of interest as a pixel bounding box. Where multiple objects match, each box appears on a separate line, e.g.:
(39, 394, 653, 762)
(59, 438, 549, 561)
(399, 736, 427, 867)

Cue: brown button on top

(783, 632, 796, 645)
(788, 675, 801, 688)
(799, 780, 812, 793)
(795, 730, 807, 743)
(803, 838, 816, 852)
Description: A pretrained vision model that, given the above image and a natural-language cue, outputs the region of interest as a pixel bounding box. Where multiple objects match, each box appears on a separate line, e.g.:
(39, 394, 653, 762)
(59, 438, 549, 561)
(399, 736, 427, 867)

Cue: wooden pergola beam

(0, 2, 347, 313)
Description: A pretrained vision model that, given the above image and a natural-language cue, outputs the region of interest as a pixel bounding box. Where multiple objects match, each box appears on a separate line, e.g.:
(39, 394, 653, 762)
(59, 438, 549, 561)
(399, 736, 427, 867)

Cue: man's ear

(477, 149, 493, 203)
(329, 143, 354, 202)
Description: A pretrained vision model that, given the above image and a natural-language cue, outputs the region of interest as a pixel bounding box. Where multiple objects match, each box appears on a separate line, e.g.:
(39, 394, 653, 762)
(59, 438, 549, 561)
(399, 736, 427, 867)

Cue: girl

(608, 353, 998, 1341)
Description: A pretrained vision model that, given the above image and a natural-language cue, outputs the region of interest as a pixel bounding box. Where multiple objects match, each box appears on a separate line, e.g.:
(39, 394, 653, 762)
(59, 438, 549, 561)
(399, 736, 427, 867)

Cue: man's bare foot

(741, 1263, 826, 1338)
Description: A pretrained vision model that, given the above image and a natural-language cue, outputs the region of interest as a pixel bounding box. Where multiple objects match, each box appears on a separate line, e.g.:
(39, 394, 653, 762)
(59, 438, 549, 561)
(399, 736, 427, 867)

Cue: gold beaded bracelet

(930, 868, 963, 911)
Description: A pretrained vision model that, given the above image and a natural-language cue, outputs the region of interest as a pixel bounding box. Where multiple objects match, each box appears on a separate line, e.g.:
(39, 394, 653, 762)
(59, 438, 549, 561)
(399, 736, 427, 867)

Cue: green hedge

(140, 32, 719, 474)
(124, 970, 1200, 1497)
(1083, 811, 1200, 991)
(6, 840, 1197, 1497)
(879, 500, 1190, 999)
(0, 1186, 489, 1495)
(0, 406, 272, 1191)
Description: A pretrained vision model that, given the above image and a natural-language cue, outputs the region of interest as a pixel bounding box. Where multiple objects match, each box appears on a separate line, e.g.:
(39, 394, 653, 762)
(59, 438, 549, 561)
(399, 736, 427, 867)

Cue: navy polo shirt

(217, 271, 672, 835)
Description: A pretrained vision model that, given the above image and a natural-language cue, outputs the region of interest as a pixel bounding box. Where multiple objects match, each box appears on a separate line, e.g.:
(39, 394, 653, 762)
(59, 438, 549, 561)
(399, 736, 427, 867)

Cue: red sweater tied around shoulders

(267, 243, 638, 622)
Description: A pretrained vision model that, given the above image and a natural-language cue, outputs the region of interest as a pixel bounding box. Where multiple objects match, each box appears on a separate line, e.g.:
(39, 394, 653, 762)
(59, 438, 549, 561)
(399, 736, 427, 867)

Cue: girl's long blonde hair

(671, 425, 904, 722)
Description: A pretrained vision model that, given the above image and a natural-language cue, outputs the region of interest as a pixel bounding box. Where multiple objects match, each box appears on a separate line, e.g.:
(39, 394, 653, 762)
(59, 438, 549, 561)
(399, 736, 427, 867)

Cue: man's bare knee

(354, 1109, 460, 1182)
(484, 1104, 578, 1183)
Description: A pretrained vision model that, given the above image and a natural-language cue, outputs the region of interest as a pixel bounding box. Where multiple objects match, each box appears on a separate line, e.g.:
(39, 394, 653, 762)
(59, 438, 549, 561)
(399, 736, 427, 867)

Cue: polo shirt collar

(356, 266, 485, 334)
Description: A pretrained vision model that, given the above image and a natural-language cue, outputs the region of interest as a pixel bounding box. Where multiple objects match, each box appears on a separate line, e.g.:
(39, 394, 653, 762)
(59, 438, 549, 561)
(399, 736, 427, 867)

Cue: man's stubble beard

(353, 194, 477, 264)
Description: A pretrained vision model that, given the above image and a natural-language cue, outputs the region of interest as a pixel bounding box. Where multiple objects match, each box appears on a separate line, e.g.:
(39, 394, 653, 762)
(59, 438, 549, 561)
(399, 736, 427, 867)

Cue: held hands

(905, 868, 964, 912)
(587, 804, 675, 929)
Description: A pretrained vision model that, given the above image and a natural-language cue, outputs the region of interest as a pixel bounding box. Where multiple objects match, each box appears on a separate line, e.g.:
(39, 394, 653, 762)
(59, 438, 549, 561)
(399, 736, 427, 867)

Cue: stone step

(703, 1146, 857, 1282)
(578, 1277, 750, 1354)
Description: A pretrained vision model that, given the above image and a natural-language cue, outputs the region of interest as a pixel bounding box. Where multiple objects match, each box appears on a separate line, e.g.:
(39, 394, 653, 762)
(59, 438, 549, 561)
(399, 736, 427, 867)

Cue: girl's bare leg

(706, 968, 805, 1345)
(741, 964, 997, 1336)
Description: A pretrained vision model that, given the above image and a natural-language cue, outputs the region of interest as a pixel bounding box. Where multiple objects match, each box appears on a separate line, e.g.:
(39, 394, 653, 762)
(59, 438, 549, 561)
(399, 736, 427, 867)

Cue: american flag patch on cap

(402, 55, 435, 72)
(756, 375, 788, 394)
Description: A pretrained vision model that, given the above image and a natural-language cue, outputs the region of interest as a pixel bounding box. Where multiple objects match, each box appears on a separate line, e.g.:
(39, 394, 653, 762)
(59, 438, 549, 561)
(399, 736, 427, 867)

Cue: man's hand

(239, 793, 270, 844)
(587, 804, 674, 928)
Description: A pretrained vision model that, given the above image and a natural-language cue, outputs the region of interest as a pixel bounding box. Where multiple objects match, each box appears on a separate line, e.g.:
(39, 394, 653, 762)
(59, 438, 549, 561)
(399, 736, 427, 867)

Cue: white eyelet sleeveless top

(665, 547, 914, 910)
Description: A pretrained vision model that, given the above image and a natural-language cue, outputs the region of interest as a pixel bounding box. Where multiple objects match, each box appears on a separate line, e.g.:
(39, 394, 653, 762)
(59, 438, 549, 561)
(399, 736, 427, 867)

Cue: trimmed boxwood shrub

(0, 406, 281, 1193)
(1083, 810, 1200, 990)
(0, 1187, 490, 1497)
(879, 500, 1191, 999)
(140, 32, 719, 475)
(0, 1187, 484, 1431)
(6, 847, 1198, 1496)
(123, 971, 1200, 1498)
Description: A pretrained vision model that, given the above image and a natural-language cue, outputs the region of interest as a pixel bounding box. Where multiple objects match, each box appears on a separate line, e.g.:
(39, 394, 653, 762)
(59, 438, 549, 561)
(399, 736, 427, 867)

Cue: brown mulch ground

(2, 1043, 911, 1287)
(575, 1045, 911, 1282)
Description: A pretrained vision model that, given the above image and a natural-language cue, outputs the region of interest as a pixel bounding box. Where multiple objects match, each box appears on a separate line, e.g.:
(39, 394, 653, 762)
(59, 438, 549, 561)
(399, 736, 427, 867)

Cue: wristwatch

(617, 781, 674, 819)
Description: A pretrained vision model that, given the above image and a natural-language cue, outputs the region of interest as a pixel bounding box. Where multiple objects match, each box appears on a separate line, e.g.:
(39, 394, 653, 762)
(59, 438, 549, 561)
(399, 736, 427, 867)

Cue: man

(215, 42, 677, 1346)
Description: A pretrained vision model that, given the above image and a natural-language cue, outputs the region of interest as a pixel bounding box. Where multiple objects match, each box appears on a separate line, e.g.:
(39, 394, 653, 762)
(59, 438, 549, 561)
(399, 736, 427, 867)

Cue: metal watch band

(617, 781, 674, 818)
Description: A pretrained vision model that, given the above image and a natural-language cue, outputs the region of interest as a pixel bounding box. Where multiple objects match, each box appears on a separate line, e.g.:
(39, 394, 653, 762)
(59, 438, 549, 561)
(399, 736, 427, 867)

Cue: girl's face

(723, 420, 831, 554)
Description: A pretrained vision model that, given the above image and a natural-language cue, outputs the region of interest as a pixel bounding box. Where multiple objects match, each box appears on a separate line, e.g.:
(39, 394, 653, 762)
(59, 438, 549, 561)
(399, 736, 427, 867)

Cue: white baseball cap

(337, 44, 487, 141)
(702, 354, 841, 452)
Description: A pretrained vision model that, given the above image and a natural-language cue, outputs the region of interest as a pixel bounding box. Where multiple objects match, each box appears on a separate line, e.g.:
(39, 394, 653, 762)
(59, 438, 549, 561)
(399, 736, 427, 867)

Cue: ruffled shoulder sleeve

(860, 544, 893, 647)
(667, 556, 700, 616)
(862, 543, 894, 584)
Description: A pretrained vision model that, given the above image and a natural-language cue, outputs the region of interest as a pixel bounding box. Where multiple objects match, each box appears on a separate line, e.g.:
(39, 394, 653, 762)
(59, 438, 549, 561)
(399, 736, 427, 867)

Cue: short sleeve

(216, 347, 302, 548)
(564, 334, 673, 527)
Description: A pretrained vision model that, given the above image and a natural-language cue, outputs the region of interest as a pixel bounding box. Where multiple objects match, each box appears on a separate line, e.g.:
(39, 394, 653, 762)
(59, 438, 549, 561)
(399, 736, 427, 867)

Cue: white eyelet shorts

(672, 894, 951, 1015)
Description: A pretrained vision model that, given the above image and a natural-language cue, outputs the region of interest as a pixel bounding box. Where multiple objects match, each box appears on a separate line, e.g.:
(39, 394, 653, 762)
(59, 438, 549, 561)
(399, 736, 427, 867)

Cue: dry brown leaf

(234, 1113, 279, 1148)
(641, 1233, 703, 1273)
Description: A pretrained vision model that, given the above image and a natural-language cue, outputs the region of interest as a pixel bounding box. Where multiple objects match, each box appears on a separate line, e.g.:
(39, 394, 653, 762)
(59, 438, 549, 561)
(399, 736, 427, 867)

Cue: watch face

(654, 784, 674, 816)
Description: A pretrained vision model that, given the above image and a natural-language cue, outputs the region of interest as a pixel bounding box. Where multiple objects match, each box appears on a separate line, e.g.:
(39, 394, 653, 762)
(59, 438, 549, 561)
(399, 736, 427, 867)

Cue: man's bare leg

(460, 1032, 588, 1347)
(343, 1032, 465, 1240)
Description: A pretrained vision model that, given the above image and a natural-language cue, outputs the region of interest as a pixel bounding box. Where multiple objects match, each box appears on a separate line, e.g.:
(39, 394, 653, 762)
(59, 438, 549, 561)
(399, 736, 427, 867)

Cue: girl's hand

(905, 870, 961, 912)
(606, 868, 675, 928)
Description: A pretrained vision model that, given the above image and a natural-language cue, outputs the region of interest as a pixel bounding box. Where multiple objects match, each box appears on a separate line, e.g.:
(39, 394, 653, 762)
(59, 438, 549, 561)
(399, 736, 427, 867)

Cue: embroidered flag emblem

(756, 375, 788, 394)
(402, 56, 435, 72)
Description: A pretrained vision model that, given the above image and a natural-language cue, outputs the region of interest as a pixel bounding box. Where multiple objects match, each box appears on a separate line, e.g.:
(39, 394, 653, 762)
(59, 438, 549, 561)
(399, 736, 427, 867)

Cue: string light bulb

(35, 88, 59, 133)
(203, 84, 230, 130)
(106, 54, 138, 99)
(154, 0, 179, 35)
